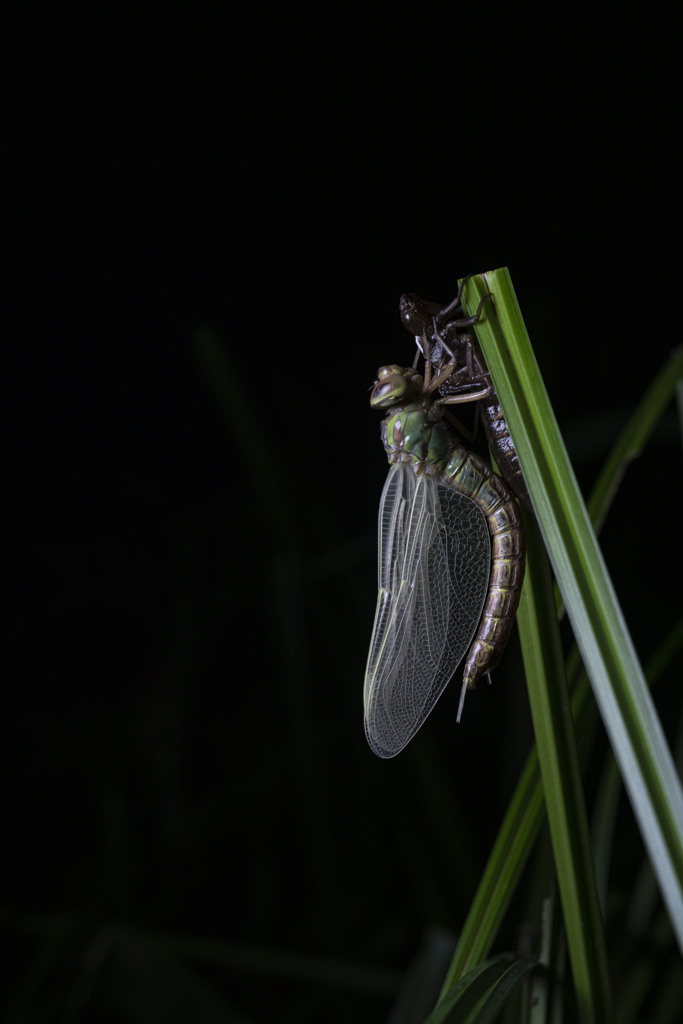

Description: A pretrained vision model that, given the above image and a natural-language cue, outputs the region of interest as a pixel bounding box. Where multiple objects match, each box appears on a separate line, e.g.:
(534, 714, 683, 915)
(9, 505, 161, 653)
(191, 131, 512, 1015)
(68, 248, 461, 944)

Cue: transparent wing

(364, 462, 490, 758)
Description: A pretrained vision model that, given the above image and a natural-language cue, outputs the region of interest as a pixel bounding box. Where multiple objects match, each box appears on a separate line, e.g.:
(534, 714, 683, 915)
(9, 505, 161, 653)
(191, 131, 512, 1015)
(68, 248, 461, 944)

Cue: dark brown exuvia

(400, 284, 534, 514)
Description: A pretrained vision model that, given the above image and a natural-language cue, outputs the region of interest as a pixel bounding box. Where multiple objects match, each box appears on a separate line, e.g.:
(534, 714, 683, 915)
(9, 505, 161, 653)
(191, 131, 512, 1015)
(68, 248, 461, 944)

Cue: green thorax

(381, 400, 453, 470)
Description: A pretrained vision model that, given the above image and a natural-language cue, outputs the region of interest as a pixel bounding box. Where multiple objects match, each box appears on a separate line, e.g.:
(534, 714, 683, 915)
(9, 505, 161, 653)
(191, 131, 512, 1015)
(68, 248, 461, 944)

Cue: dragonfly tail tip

(456, 679, 469, 723)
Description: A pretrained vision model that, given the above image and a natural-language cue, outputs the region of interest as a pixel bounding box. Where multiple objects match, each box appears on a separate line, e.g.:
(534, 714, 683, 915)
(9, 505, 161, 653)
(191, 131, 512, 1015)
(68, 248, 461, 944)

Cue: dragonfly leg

(436, 287, 493, 332)
(421, 328, 456, 391)
(437, 383, 494, 405)
(435, 274, 472, 322)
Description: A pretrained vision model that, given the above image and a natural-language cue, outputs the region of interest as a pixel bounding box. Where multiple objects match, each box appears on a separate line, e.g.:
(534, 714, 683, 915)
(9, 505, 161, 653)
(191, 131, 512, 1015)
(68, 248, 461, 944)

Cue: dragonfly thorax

(381, 401, 452, 470)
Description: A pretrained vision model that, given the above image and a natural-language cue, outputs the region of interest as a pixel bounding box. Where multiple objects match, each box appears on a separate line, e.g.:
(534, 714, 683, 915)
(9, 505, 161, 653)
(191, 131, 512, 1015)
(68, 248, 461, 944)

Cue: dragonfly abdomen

(444, 447, 526, 689)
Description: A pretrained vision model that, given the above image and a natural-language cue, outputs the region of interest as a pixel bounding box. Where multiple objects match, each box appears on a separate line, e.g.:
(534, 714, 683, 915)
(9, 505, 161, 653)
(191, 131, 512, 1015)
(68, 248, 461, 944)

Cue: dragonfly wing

(364, 463, 490, 758)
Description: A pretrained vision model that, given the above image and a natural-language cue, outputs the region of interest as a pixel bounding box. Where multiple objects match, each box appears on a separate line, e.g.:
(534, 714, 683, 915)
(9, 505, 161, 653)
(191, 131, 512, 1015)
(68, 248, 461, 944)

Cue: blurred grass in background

(3, 281, 682, 1023)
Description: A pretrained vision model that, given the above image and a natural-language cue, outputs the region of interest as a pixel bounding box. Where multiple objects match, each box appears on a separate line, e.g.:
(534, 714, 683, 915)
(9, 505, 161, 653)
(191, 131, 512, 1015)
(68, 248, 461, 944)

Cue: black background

(5, 5, 682, 1022)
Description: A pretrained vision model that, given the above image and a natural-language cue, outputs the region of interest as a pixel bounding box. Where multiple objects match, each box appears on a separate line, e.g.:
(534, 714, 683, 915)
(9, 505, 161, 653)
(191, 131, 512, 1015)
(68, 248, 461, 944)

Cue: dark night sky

(5, 5, 682, 1021)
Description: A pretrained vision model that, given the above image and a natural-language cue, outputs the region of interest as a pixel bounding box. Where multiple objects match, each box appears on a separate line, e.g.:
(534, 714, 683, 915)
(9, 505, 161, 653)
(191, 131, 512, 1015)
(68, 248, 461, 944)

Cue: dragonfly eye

(371, 366, 422, 409)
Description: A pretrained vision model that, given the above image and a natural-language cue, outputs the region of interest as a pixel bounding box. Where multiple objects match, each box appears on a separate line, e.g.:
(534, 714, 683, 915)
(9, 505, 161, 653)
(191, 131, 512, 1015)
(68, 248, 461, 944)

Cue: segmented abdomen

(479, 395, 533, 513)
(443, 446, 526, 688)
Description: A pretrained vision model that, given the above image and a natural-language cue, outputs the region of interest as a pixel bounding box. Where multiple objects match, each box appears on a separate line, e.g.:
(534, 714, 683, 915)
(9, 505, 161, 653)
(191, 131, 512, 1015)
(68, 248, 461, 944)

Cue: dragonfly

(400, 283, 534, 513)
(364, 307, 526, 759)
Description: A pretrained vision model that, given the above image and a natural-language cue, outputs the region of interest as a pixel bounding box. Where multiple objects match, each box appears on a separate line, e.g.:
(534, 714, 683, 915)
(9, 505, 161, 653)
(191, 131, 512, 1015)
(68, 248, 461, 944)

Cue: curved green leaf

(461, 270, 683, 951)
(425, 956, 535, 1024)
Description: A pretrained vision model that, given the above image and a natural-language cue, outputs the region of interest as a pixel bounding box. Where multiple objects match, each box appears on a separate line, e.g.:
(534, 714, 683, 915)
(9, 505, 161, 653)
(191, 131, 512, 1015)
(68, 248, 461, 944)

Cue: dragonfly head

(399, 293, 445, 336)
(371, 365, 423, 410)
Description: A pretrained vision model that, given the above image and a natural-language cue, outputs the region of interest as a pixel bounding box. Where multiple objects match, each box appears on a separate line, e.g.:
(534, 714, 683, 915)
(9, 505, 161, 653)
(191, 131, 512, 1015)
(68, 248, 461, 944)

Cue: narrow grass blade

(592, 616, 683, 914)
(586, 345, 683, 534)
(516, 516, 612, 1022)
(386, 928, 456, 1024)
(461, 270, 683, 950)
(438, 745, 545, 990)
(425, 956, 535, 1024)
(440, 333, 681, 996)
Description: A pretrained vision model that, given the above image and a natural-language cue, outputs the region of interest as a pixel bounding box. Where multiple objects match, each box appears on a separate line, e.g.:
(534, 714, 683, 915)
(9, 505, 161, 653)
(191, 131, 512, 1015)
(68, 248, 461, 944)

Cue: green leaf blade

(461, 269, 683, 950)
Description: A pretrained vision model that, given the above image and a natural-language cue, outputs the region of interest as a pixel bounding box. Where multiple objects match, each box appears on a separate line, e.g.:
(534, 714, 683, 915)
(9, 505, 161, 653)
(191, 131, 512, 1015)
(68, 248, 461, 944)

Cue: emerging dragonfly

(364, 295, 526, 758)
(400, 284, 533, 512)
